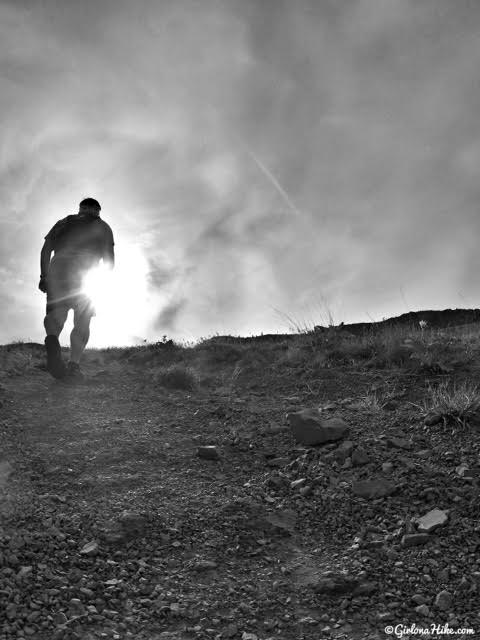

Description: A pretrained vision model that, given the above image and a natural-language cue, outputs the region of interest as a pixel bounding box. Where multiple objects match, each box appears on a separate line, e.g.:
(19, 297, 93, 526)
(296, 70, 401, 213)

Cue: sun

(81, 244, 151, 347)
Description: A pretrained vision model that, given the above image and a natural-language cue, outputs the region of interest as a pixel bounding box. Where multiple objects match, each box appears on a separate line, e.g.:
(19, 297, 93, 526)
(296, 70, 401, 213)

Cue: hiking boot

(64, 361, 85, 382)
(45, 335, 66, 379)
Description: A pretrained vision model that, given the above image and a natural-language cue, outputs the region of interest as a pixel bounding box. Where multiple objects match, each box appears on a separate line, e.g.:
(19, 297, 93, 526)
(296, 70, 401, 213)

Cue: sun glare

(82, 245, 151, 347)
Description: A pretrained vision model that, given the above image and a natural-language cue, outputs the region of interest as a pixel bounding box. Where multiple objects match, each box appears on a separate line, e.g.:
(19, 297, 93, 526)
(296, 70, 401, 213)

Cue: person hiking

(39, 197, 115, 380)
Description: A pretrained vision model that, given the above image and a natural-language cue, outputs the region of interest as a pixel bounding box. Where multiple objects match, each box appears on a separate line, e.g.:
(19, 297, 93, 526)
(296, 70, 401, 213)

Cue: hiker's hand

(38, 276, 48, 293)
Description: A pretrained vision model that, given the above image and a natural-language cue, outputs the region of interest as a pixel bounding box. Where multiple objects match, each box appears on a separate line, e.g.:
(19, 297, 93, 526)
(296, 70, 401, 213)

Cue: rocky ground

(0, 338, 479, 640)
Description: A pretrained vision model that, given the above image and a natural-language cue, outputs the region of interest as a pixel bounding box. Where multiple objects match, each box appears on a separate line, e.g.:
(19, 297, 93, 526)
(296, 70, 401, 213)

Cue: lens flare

(82, 265, 114, 310)
(80, 245, 151, 347)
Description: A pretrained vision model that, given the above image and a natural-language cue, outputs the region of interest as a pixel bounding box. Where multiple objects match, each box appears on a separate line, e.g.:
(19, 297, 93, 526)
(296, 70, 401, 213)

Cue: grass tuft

(152, 363, 198, 391)
(422, 380, 480, 428)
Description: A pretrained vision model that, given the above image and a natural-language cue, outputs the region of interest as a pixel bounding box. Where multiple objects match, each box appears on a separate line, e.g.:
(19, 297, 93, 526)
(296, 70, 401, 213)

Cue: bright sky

(1, 0, 480, 346)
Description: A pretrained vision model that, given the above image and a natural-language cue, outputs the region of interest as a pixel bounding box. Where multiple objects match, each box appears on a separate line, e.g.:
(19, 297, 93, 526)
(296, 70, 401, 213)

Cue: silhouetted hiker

(39, 198, 115, 380)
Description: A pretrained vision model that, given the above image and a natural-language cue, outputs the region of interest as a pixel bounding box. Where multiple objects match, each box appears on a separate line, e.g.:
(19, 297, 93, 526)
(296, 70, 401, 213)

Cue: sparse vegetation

(151, 362, 198, 390)
(2, 311, 480, 638)
(421, 380, 480, 428)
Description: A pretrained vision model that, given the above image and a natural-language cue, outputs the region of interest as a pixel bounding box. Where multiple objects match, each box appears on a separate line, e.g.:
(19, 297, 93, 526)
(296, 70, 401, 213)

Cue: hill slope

(0, 328, 479, 640)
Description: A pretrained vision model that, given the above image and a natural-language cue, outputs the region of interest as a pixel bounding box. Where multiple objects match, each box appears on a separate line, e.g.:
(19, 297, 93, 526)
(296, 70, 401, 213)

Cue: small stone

(118, 510, 148, 528)
(415, 604, 430, 617)
(434, 590, 453, 611)
(54, 612, 68, 625)
(313, 572, 359, 595)
(299, 485, 313, 496)
(411, 594, 428, 605)
(197, 446, 220, 460)
(353, 581, 377, 596)
(69, 598, 85, 616)
(352, 478, 397, 499)
(382, 462, 394, 473)
(438, 568, 449, 581)
(416, 449, 432, 458)
(351, 447, 370, 466)
(287, 409, 349, 445)
(192, 560, 218, 571)
(424, 414, 443, 426)
(387, 437, 412, 450)
(266, 457, 289, 468)
(79, 541, 99, 556)
(6, 604, 17, 620)
(377, 612, 393, 622)
(224, 623, 238, 638)
(456, 465, 478, 479)
(16, 566, 33, 579)
(416, 509, 449, 533)
(331, 440, 355, 463)
(458, 576, 470, 591)
(402, 534, 430, 547)
(291, 478, 306, 489)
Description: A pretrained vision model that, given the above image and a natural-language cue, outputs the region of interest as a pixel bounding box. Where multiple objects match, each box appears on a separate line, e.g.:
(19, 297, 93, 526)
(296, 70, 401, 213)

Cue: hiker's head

(79, 198, 101, 218)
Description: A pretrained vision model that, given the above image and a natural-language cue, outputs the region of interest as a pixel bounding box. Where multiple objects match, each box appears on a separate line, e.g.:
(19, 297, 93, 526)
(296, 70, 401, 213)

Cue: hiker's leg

(70, 305, 93, 364)
(44, 304, 69, 378)
(44, 306, 68, 337)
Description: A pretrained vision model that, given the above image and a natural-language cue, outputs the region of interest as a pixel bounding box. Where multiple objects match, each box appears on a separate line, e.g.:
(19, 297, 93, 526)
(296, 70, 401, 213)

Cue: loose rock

(415, 604, 430, 617)
(434, 590, 453, 611)
(197, 446, 221, 460)
(352, 479, 397, 499)
(79, 541, 99, 556)
(402, 534, 430, 547)
(313, 572, 359, 595)
(287, 409, 349, 445)
(387, 437, 412, 450)
(351, 447, 370, 466)
(416, 509, 449, 533)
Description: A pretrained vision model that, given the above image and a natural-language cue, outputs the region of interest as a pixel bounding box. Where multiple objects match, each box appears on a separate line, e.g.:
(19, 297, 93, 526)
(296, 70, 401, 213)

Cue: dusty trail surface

(0, 342, 479, 640)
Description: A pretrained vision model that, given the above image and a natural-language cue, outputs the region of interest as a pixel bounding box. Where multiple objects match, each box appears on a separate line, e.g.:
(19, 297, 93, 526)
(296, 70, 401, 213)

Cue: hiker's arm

(102, 227, 115, 270)
(39, 238, 53, 292)
(40, 238, 53, 277)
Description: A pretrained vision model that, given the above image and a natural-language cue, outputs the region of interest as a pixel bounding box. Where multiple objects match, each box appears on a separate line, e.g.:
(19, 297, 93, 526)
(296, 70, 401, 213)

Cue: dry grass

(422, 380, 480, 428)
(151, 363, 198, 391)
(2, 320, 480, 386)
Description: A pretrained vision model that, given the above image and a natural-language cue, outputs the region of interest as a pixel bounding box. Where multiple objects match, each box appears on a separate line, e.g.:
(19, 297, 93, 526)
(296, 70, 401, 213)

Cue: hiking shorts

(45, 273, 95, 317)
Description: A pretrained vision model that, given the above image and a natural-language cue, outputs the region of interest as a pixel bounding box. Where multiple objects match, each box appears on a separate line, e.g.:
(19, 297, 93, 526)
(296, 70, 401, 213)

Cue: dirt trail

(1, 354, 479, 640)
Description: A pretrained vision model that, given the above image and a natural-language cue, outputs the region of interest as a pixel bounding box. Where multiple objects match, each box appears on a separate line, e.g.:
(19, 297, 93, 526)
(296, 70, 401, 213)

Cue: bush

(152, 363, 198, 391)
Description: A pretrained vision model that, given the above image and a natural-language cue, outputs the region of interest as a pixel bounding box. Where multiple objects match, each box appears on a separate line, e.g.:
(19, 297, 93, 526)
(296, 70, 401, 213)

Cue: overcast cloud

(1, 0, 480, 345)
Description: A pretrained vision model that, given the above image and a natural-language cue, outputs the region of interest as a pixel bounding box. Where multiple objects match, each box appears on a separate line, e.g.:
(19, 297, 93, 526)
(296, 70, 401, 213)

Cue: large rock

(352, 479, 397, 499)
(287, 409, 349, 445)
(416, 509, 448, 533)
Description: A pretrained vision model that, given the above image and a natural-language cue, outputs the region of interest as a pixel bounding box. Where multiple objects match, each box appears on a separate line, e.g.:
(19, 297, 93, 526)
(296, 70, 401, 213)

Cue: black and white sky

(2, 0, 480, 346)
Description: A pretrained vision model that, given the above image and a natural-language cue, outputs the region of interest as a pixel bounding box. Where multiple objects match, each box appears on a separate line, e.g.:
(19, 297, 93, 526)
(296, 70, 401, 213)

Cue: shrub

(152, 363, 198, 391)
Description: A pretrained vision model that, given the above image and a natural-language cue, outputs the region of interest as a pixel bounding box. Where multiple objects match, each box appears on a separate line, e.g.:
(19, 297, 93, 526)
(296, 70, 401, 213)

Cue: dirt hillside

(0, 330, 479, 640)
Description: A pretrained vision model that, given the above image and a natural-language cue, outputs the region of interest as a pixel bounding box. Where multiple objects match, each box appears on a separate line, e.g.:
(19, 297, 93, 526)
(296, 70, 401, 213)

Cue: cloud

(1, 0, 480, 344)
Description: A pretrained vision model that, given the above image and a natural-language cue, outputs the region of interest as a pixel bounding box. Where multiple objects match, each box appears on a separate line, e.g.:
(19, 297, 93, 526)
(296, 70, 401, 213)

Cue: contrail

(245, 147, 301, 216)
